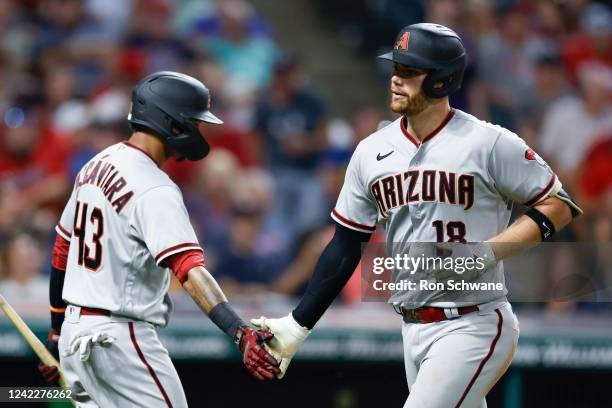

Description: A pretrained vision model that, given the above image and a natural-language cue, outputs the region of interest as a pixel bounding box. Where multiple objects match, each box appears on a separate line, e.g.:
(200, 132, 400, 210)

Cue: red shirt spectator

(580, 136, 612, 200)
(164, 124, 255, 187)
(562, 4, 612, 84)
(0, 126, 72, 185)
(0, 117, 73, 223)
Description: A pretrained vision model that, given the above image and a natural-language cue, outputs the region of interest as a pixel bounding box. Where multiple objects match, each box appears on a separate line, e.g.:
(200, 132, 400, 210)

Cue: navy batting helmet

(127, 71, 223, 161)
(378, 23, 467, 98)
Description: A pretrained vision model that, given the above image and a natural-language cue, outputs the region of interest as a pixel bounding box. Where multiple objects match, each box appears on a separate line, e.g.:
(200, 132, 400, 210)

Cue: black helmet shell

(378, 23, 467, 98)
(128, 71, 223, 161)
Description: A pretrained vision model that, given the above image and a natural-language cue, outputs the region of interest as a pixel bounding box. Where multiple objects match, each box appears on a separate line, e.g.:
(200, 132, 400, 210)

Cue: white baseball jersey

(332, 109, 560, 306)
(55, 142, 202, 326)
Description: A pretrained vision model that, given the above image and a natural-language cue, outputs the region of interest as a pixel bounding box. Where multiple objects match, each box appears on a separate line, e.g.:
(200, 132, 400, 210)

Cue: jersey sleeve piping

(155, 243, 203, 265)
(331, 208, 376, 234)
(523, 174, 557, 207)
(55, 224, 72, 241)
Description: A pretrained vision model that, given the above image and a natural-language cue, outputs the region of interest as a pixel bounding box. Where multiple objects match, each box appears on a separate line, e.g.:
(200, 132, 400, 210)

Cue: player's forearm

(182, 266, 246, 339)
(182, 266, 229, 314)
(292, 224, 371, 329)
(49, 266, 67, 332)
(488, 197, 573, 260)
(49, 234, 70, 333)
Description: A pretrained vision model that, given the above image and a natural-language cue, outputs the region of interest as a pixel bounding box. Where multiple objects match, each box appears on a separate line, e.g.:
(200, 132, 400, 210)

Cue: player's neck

(403, 100, 451, 142)
(128, 132, 168, 167)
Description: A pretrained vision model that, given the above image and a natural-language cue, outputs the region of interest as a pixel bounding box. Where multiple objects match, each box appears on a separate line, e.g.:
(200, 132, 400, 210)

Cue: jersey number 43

(73, 200, 104, 271)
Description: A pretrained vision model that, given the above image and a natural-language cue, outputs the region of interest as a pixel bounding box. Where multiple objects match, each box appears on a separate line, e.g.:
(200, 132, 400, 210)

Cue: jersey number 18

(432, 220, 467, 243)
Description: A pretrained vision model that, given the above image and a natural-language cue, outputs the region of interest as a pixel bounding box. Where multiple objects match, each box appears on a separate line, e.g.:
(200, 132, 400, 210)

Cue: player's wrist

(50, 311, 64, 334)
(286, 313, 310, 340)
(474, 242, 496, 269)
(208, 301, 245, 342)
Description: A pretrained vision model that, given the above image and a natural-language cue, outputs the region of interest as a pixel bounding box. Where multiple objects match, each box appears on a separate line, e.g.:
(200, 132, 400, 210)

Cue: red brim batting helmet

(378, 23, 467, 99)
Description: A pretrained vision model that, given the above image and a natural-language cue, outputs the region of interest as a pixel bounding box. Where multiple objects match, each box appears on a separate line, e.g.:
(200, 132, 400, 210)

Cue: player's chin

(390, 99, 409, 114)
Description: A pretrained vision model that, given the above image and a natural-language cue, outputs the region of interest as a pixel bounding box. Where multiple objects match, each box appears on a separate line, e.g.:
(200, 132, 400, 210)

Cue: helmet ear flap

(164, 118, 211, 161)
(422, 65, 466, 98)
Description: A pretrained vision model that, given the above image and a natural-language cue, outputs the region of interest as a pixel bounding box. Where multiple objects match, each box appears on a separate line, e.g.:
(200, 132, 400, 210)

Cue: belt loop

(444, 307, 460, 319)
(65, 305, 81, 323)
(393, 303, 403, 316)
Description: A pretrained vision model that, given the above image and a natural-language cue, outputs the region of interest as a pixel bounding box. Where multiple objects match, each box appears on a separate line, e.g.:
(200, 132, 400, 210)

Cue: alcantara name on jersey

(74, 157, 134, 214)
(371, 169, 475, 216)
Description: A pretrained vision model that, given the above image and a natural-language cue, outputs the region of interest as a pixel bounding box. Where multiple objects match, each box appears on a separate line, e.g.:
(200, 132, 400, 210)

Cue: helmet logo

(394, 32, 410, 51)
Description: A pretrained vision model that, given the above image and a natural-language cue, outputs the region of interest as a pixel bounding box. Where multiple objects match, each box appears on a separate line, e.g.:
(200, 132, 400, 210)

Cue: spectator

(538, 62, 612, 191)
(425, 0, 482, 113)
(252, 57, 329, 240)
(125, 0, 195, 74)
(477, 6, 542, 130)
(36, 0, 116, 96)
(562, 2, 612, 84)
(578, 135, 612, 215)
(0, 231, 47, 305)
(0, 107, 72, 232)
(176, 0, 273, 41)
(518, 50, 573, 146)
(183, 149, 242, 250)
(202, 0, 278, 91)
(211, 169, 290, 296)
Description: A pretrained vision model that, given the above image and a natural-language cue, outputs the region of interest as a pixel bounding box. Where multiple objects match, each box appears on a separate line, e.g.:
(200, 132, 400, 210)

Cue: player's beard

(390, 88, 436, 116)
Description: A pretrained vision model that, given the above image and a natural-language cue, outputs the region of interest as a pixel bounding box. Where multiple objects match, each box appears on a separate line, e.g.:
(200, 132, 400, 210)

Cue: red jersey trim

(51, 234, 70, 270)
(155, 243, 203, 264)
(164, 249, 205, 284)
(524, 175, 556, 207)
(454, 308, 503, 408)
(331, 208, 376, 233)
(128, 323, 173, 408)
(122, 141, 160, 168)
(401, 108, 455, 147)
(56, 224, 72, 241)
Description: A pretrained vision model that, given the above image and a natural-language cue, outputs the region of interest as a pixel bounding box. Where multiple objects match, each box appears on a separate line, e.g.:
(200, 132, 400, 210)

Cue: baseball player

(251, 24, 583, 407)
(37, 71, 280, 407)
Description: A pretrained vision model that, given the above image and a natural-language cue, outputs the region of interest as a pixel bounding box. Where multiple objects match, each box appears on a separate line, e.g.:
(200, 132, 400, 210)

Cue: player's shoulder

(354, 117, 402, 154)
(450, 109, 518, 146)
(450, 109, 506, 136)
(116, 142, 176, 187)
(83, 142, 178, 194)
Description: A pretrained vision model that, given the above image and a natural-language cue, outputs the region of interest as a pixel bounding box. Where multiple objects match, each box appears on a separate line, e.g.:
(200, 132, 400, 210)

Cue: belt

(73, 305, 111, 317)
(400, 305, 479, 323)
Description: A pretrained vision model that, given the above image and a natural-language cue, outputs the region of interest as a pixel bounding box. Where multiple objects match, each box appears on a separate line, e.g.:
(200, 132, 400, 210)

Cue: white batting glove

(250, 313, 310, 379)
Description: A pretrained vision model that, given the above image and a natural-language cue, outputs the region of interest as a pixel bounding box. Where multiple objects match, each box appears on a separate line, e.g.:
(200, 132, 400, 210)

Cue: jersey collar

(122, 141, 161, 168)
(400, 108, 455, 148)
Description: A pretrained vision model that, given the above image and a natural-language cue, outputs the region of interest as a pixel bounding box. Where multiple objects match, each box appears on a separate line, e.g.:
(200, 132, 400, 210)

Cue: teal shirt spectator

(206, 37, 278, 90)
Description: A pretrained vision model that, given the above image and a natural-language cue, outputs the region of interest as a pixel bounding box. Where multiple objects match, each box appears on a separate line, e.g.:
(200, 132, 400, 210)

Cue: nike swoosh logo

(377, 151, 394, 161)
(542, 222, 551, 238)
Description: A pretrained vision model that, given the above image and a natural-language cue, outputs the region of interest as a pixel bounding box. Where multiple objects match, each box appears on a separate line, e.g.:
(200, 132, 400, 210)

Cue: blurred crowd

(0, 0, 610, 313)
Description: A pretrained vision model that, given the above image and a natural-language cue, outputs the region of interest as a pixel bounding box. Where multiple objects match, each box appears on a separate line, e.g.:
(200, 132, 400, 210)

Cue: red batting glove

(235, 326, 281, 381)
(37, 329, 60, 385)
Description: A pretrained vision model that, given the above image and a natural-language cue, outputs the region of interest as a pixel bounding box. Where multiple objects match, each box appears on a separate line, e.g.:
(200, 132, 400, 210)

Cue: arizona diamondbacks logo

(394, 32, 410, 50)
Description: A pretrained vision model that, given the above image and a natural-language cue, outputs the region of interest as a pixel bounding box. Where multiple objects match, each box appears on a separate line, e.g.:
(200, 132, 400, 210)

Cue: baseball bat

(0, 293, 68, 390)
